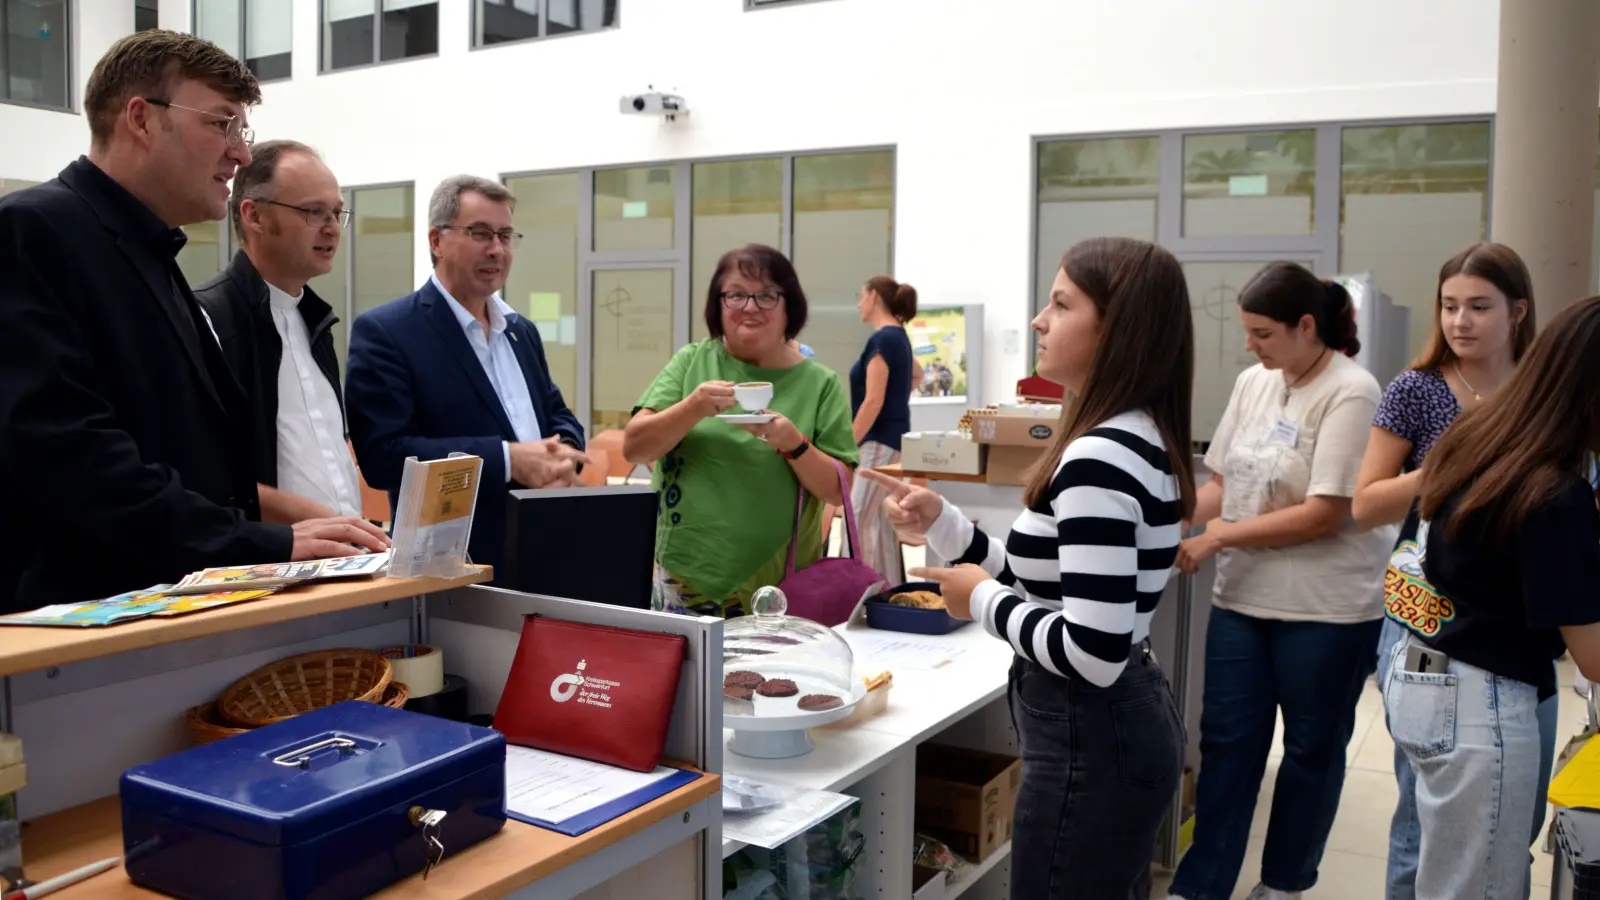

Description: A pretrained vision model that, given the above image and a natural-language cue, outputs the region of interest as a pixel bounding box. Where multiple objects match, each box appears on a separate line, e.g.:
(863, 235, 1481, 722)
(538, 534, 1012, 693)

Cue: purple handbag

(776, 460, 888, 627)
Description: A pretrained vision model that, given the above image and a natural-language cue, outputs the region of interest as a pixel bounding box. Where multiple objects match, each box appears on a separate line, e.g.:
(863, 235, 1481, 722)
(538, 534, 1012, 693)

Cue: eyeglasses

(142, 98, 254, 148)
(261, 200, 352, 228)
(439, 225, 523, 249)
(721, 290, 784, 311)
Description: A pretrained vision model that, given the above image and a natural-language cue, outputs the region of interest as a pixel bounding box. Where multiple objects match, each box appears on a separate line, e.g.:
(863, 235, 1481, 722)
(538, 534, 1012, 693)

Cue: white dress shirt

(268, 282, 364, 517)
(431, 275, 542, 481)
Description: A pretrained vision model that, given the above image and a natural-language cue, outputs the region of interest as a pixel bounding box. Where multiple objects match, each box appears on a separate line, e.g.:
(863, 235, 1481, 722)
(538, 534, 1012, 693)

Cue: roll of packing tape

(378, 644, 445, 698)
(404, 674, 469, 722)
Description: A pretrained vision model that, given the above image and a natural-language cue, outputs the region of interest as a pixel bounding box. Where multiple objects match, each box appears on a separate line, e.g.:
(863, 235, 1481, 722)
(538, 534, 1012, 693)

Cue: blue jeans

(1168, 608, 1381, 900)
(1382, 629, 1542, 899)
(1376, 617, 1558, 900)
(1007, 649, 1185, 899)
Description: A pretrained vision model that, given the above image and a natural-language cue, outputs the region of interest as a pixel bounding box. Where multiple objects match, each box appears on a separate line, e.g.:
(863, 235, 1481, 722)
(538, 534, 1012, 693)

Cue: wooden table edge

(0, 569, 492, 678)
(22, 770, 721, 900)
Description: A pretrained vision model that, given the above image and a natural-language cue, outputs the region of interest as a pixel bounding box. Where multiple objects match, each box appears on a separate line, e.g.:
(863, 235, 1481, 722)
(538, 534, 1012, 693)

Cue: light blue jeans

(1382, 629, 1544, 900)
(1376, 619, 1558, 900)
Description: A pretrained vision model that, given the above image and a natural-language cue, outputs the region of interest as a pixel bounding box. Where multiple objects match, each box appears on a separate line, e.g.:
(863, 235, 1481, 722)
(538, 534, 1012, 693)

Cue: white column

(1489, 0, 1600, 322)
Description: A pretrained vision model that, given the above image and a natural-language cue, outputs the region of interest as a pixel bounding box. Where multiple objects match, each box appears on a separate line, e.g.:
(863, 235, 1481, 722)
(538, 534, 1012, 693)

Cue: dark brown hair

(1419, 296, 1600, 541)
(1023, 238, 1197, 519)
(865, 275, 918, 323)
(85, 30, 260, 150)
(704, 244, 808, 341)
(229, 139, 319, 243)
(1238, 262, 1360, 357)
(1412, 242, 1536, 371)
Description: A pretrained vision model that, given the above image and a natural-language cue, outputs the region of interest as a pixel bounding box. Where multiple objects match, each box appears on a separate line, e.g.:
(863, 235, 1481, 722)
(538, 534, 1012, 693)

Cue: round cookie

(724, 670, 765, 690)
(797, 693, 843, 711)
(756, 678, 799, 698)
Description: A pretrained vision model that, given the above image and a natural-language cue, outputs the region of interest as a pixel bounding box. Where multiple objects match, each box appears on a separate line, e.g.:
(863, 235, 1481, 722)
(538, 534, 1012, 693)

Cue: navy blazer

(345, 280, 585, 579)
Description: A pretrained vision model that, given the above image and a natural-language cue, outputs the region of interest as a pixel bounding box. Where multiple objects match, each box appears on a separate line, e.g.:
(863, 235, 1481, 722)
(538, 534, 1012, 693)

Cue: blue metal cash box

(120, 701, 506, 900)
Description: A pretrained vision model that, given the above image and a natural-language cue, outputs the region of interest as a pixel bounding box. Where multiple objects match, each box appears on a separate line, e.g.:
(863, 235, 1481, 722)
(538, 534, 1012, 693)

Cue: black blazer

(345, 279, 585, 578)
(0, 158, 293, 612)
(196, 250, 344, 489)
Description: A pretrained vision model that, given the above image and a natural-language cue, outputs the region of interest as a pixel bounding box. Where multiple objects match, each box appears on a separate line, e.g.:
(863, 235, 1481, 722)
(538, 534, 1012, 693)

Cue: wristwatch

(784, 439, 812, 461)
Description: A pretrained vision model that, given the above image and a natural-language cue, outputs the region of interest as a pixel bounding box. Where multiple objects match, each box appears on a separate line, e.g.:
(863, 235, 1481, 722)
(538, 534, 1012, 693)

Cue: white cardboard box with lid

(900, 431, 985, 476)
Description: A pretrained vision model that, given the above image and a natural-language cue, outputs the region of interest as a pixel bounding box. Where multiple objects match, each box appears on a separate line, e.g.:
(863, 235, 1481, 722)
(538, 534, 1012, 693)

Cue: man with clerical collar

(0, 31, 386, 613)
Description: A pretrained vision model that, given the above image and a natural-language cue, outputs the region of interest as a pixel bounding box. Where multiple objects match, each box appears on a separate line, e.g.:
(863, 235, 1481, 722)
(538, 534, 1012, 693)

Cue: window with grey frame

(0, 0, 71, 111)
(474, 0, 617, 47)
(323, 0, 438, 72)
(136, 0, 160, 31)
(1032, 119, 1494, 441)
(193, 0, 293, 82)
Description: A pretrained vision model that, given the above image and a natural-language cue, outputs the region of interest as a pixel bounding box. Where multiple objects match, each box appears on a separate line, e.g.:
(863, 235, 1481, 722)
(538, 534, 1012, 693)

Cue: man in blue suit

(346, 175, 588, 579)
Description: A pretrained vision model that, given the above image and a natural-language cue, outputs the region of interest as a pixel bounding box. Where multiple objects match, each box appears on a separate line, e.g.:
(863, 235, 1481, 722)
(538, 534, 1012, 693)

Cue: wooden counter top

(21, 770, 719, 900)
(0, 569, 491, 678)
(873, 463, 988, 484)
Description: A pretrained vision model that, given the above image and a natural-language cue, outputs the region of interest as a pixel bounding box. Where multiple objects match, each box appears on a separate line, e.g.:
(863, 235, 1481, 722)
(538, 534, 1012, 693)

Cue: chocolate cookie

(724, 684, 755, 701)
(724, 670, 766, 690)
(756, 678, 799, 698)
(797, 693, 843, 711)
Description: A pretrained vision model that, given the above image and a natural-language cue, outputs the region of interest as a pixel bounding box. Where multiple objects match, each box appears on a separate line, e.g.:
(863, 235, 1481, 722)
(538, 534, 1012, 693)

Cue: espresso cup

(734, 382, 773, 412)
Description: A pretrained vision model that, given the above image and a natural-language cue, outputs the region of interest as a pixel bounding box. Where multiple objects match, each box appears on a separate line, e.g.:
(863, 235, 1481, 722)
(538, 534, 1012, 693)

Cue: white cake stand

(725, 677, 867, 759)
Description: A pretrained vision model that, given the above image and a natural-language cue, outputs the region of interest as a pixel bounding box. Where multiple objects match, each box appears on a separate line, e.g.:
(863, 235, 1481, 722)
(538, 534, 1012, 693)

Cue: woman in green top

(623, 244, 859, 617)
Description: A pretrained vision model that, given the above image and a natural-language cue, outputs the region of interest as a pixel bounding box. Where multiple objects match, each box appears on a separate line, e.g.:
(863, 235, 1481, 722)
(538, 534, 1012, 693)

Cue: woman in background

(1350, 243, 1539, 900)
(1385, 296, 1600, 898)
(848, 275, 918, 584)
(623, 244, 857, 617)
(1164, 263, 1392, 900)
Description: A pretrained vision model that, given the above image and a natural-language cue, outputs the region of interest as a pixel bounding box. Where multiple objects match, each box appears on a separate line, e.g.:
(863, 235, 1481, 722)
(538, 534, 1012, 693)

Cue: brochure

(166, 550, 392, 595)
(0, 586, 278, 628)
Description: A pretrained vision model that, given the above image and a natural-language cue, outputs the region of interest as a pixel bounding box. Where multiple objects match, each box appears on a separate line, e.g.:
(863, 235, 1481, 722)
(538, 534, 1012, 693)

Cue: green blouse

(635, 340, 859, 607)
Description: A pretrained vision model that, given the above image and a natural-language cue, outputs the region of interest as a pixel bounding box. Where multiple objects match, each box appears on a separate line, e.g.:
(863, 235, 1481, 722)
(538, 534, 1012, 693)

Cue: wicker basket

(185, 680, 411, 747)
(185, 701, 251, 745)
(217, 648, 393, 728)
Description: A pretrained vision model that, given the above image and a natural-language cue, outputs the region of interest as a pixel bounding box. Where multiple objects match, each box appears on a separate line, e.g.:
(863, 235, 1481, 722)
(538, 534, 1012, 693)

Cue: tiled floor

(1150, 658, 1589, 899)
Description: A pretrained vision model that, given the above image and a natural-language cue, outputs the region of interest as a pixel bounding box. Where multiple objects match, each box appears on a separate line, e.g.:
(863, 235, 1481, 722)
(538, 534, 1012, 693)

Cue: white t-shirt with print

(1203, 352, 1396, 622)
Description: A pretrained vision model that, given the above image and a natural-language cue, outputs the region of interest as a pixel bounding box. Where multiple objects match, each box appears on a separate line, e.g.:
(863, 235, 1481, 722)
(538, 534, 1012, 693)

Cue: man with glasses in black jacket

(0, 32, 386, 614)
(197, 140, 366, 526)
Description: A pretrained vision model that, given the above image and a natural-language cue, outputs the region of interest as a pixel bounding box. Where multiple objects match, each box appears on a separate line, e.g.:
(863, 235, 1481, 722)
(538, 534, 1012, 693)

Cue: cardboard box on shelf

(969, 406, 1060, 486)
(900, 432, 986, 476)
(914, 743, 1022, 863)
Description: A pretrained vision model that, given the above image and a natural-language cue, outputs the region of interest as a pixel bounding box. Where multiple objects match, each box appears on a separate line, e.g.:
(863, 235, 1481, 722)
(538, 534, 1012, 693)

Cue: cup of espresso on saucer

(734, 382, 773, 412)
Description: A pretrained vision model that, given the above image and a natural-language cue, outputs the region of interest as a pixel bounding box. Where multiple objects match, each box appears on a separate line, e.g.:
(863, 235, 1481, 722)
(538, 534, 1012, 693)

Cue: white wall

(0, 0, 1502, 402)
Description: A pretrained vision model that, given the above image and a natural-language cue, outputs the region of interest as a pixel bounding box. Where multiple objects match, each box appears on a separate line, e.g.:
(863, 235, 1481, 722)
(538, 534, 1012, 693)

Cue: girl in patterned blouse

(1352, 242, 1536, 900)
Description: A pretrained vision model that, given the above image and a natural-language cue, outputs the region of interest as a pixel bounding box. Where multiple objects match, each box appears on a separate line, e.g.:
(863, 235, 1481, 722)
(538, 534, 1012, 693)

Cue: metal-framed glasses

(721, 290, 784, 311)
(261, 200, 352, 228)
(142, 98, 254, 148)
(439, 225, 523, 249)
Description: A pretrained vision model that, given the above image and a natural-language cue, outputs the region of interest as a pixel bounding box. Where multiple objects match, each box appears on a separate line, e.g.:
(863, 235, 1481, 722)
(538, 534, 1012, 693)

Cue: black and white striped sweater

(927, 410, 1183, 687)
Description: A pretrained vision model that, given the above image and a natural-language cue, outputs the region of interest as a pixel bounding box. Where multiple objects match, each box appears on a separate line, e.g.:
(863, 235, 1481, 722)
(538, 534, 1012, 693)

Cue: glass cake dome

(723, 586, 855, 693)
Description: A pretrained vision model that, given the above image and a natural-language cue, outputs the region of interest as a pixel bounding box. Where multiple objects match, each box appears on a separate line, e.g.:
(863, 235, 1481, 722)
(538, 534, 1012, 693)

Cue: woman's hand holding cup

(858, 469, 944, 542)
(690, 380, 737, 419)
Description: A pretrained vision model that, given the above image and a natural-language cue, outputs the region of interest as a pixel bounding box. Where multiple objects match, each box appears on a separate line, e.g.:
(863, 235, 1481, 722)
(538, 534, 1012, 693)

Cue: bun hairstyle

(1238, 262, 1361, 357)
(865, 275, 918, 323)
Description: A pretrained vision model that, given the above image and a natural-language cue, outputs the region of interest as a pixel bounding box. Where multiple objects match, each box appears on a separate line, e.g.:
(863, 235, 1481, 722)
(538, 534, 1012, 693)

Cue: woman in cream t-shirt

(1162, 263, 1394, 900)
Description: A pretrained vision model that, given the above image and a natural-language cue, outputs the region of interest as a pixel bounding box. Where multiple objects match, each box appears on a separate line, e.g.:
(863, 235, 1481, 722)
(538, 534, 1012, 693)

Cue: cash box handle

(272, 737, 358, 768)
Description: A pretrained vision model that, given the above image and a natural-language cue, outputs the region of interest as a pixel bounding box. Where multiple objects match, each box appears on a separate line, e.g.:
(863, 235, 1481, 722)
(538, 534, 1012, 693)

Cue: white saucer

(718, 413, 776, 424)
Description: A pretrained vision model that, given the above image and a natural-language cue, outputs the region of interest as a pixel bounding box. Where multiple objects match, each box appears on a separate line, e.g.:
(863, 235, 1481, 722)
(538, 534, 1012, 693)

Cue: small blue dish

(864, 582, 969, 635)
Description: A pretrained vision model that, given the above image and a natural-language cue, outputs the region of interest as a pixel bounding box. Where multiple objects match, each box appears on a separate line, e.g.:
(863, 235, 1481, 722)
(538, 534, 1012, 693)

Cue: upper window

(474, 0, 616, 48)
(1, 0, 71, 111)
(194, 0, 293, 82)
(136, 0, 160, 31)
(323, 0, 438, 71)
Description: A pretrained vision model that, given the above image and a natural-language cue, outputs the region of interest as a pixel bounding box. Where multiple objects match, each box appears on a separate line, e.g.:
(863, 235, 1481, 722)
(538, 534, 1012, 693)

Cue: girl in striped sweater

(863, 237, 1196, 898)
